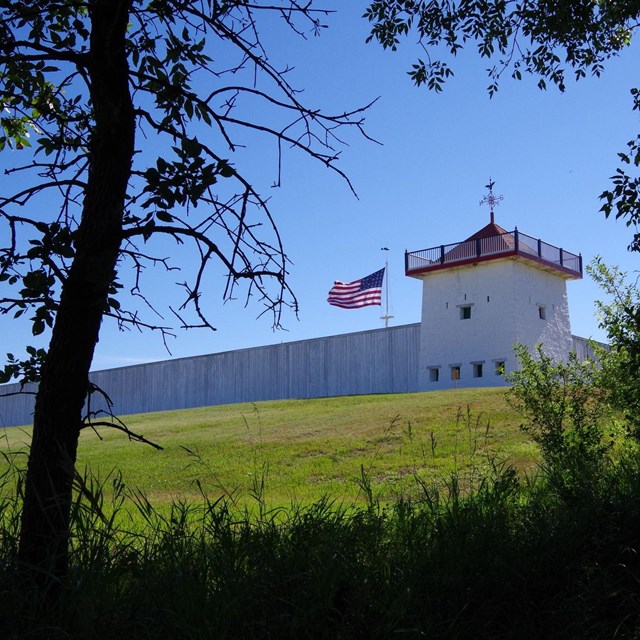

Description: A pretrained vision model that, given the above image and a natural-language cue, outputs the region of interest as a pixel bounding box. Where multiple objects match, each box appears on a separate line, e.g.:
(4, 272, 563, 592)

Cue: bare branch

(80, 418, 164, 450)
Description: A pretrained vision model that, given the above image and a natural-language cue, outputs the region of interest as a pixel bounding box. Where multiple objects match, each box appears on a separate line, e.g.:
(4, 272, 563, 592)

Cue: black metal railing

(405, 229, 582, 277)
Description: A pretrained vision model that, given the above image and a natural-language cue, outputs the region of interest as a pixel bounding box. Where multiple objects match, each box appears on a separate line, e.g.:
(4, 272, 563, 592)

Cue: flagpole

(380, 248, 393, 328)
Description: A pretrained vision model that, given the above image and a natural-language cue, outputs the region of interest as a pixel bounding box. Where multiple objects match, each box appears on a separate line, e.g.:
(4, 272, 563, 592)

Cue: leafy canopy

(0, 0, 372, 384)
(365, 0, 639, 93)
(507, 343, 613, 499)
(365, 0, 640, 248)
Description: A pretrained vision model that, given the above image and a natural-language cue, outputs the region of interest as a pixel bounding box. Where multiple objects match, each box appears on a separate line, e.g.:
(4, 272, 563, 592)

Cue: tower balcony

(405, 228, 582, 280)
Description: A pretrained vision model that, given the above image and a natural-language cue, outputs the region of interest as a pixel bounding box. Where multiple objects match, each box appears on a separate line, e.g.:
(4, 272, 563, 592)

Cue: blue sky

(2, 3, 639, 371)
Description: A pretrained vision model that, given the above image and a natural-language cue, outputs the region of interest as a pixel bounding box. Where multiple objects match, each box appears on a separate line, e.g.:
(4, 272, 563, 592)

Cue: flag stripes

(327, 268, 384, 309)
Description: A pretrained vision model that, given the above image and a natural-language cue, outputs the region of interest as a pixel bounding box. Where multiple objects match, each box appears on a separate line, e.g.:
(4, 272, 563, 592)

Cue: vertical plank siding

(0, 328, 601, 428)
(0, 383, 38, 429)
(571, 335, 608, 362)
(0, 324, 421, 428)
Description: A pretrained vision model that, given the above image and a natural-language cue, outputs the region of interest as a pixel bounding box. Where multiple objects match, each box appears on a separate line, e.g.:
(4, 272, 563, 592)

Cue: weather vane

(479, 178, 503, 223)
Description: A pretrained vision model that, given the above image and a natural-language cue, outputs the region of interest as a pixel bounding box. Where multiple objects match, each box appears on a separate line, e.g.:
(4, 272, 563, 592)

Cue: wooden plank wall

(571, 335, 608, 362)
(0, 328, 601, 429)
(0, 324, 421, 428)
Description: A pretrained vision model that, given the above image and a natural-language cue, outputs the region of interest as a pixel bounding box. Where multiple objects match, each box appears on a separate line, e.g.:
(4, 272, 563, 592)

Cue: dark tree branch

(0, 0, 373, 587)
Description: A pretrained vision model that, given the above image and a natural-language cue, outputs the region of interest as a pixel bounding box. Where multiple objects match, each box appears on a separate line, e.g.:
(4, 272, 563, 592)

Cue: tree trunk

(18, 0, 135, 587)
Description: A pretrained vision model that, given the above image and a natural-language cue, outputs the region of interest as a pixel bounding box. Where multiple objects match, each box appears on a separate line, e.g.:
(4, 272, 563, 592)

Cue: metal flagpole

(380, 247, 394, 328)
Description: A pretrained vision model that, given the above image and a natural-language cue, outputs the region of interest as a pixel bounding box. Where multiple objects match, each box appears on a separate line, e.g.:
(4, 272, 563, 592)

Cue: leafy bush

(589, 257, 640, 438)
(507, 344, 612, 500)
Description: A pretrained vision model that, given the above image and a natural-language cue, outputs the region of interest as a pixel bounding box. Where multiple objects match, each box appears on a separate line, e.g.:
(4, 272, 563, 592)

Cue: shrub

(588, 257, 640, 439)
(507, 344, 612, 500)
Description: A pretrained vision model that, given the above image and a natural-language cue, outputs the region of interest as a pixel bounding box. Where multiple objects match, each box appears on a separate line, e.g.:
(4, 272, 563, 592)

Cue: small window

(451, 365, 461, 381)
(495, 360, 506, 376)
(473, 363, 483, 378)
(538, 305, 546, 320)
(460, 305, 472, 320)
(429, 367, 440, 382)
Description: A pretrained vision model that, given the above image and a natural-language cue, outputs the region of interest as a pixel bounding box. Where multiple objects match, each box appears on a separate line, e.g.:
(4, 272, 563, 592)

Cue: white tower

(405, 184, 582, 389)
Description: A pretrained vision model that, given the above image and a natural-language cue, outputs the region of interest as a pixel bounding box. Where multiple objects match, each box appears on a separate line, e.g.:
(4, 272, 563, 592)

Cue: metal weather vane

(479, 178, 504, 223)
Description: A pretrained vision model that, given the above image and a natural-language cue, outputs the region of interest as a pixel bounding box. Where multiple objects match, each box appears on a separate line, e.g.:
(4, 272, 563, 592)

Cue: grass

(0, 387, 537, 507)
(2, 440, 640, 639)
(2, 387, 640, 638)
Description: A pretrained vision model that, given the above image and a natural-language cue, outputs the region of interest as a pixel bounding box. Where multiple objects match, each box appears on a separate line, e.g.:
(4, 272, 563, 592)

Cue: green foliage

(365, 1, 640, 252)
(1, 0, 371, 379)
(507, 344, 612, 498)
(364, 0, 639, 94)
(600, 91, 640, 252)
(588, 257, 640, 436)
(0, 346, 47, 385)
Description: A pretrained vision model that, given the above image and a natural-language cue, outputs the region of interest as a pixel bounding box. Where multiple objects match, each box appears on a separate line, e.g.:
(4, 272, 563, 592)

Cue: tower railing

(405, 229, 582, 278)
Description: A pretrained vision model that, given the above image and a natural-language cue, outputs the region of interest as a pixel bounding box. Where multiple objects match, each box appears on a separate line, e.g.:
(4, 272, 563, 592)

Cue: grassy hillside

(0, 387, 537, 506)
(4, 387, 640, 639)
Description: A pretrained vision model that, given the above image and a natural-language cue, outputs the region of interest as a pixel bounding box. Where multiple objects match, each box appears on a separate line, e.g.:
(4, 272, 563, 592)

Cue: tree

(364, 0, 640, 242)
(588, 257, 640, 436)
(365, 0, 639, 93)
(0, 0, 371, 586)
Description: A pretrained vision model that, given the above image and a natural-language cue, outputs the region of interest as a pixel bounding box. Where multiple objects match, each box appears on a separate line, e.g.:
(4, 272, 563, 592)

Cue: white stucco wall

(417, 257, 574, 390)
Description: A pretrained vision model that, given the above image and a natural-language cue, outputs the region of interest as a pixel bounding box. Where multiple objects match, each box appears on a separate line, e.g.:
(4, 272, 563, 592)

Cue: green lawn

(0, 387, 537, 506)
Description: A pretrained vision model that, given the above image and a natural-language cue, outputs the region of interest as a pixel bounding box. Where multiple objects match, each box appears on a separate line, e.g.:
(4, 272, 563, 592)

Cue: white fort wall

(418, 258, 574, 390)
(0, 324, 597, 428)
(0, 323, 421, 428)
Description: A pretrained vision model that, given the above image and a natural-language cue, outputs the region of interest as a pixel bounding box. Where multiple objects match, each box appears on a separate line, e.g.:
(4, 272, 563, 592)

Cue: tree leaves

(366, 0, 640, 254)
(588, 258, 640, 436)
(365, 0, 640, 93)
(1, 0, 373, 372)
(0, 346, 47, 384)
(599, 132, 640, 252)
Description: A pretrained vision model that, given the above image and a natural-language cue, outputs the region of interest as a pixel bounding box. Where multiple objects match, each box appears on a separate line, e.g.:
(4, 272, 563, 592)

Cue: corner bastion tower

(405, 185, 582, 390)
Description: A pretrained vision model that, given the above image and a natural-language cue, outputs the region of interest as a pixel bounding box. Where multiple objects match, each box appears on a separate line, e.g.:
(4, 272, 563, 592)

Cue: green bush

(507, 344, 613, 500)
(589, 257, 640, 439)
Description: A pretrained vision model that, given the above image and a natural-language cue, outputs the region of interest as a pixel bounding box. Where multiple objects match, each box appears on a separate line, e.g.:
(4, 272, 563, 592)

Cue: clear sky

(1, 3, 639, 372)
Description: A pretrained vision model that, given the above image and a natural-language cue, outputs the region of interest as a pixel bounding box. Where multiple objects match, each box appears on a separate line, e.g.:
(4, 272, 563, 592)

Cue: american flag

(327, 268, 385, 309)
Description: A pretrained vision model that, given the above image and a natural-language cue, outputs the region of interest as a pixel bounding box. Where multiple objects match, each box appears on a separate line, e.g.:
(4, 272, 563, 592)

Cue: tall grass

(2, 412, 640, 638)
